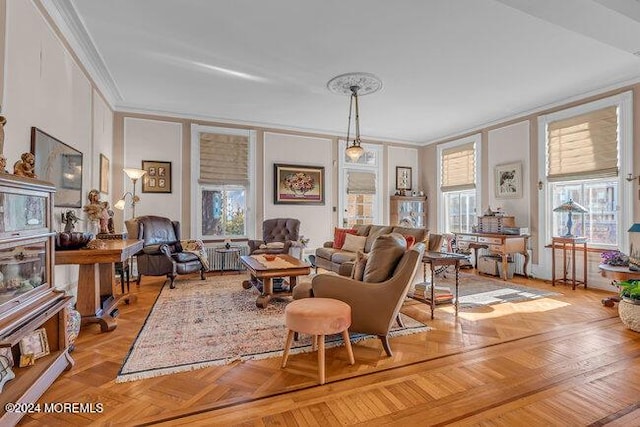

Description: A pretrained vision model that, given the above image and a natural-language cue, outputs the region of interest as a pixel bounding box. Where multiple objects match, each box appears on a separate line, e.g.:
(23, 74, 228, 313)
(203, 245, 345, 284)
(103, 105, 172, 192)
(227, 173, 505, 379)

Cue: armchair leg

(396, 314, 405, 328)
(379, 335, 393, 357)
(168, 274, 176, 289)
(136, 274, 142, 286)
(200, 268, 206, 280)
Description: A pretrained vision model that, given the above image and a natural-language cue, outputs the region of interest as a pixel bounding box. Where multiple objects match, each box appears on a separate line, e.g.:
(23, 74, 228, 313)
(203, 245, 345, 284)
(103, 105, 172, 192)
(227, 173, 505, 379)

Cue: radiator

(205, 245, 249, 271)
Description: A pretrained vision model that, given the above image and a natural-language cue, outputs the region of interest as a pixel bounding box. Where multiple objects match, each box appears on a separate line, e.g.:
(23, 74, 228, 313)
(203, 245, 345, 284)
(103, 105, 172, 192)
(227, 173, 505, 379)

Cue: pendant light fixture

(328, 72, 382, 162)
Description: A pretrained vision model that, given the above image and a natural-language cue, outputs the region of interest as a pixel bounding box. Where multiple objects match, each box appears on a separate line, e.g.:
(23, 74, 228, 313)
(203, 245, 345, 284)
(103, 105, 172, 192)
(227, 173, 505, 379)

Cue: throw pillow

(266, 242, 285, 248)
(341, 234, 367, 253)
(351, 250, 368, 281)
(333, 227, 357, 249)
(403, 235, 416, 249)
(363, 233, 406, 283)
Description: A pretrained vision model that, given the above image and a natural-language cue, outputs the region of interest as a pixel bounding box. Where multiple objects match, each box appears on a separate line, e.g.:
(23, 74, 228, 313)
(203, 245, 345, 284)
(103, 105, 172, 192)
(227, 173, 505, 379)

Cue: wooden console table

(551, 236, 587, 290)
(455, 233, 530, 280)
(56, 239, 143, 332)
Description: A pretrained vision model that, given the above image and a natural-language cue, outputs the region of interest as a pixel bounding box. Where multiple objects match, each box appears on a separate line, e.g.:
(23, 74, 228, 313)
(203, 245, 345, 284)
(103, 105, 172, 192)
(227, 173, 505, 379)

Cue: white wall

(122, 118, 182, 224)
(92, 90, 114, 201)
(263, 132, 333, 250)
(388, 146, 420, 197)
(487, 121, 531, 229)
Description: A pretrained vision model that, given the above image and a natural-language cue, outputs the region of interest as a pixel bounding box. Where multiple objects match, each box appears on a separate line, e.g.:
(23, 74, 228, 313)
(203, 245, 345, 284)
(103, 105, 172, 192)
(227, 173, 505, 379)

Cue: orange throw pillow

(333, 227, 357, 249)
(404, 235, 416, 249)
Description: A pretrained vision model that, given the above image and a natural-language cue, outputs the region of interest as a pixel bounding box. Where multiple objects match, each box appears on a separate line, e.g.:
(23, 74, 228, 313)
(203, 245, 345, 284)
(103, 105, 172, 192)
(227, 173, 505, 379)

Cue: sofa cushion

(364, 226, 394, 252)
(172, 252, 200, 263)
(363, 233, 406, 282)
(333, 227, 357, 249)
(354, 224, 372, 236)
(317, 247, 340, 261)
(351, 251, 368, 281)
(341, 234, 366, 253)
(331, 251, 358, 264)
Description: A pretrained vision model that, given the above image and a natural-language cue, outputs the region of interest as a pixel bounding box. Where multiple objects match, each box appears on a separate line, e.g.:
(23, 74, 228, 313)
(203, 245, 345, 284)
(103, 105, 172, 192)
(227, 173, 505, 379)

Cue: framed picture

(274, 163, 325, 205)
(99, 154, 109, 194)
(142, 160, 172, 193)
(19, 328, 50, 360)
(396, 166, 412, 190)
(30, 127, 83, 207)
(495, 162, 523, 199)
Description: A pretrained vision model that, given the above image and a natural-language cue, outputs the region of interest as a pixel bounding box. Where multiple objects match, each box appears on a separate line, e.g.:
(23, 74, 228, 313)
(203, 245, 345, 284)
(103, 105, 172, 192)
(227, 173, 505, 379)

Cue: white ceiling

(55, 0, 640, 144)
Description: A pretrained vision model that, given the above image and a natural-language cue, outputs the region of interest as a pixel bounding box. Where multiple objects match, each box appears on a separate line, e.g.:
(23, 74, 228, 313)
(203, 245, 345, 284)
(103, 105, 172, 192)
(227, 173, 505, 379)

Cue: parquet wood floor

(19, 270, 640, 426)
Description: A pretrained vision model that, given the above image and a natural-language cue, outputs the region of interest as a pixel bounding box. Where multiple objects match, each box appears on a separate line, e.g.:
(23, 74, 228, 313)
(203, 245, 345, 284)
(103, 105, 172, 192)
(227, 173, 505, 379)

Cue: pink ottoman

(282, 298, 355, 384)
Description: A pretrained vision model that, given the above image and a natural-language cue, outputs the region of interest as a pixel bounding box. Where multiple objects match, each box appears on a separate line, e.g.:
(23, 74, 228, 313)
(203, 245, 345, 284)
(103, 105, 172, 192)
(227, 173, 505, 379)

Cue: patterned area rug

(117, 274, 430, 383)
(419, 271, 561, 308)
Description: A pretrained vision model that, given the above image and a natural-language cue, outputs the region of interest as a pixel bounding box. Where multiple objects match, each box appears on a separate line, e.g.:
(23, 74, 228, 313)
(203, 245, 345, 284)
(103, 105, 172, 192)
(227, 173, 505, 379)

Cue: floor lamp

(114, 168, 147, 218)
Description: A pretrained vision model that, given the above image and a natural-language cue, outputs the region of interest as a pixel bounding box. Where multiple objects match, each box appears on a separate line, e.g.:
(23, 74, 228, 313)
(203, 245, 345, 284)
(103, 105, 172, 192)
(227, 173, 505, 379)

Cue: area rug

(419, 271, 561, 308)
(117, 275, 430, 383)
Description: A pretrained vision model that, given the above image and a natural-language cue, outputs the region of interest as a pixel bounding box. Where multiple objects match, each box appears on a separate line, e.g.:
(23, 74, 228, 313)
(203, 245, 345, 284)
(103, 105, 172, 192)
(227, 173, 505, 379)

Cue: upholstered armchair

(126, 215, 206, 289)
(248, 218, 300, 255)
(294, 234, 426, 357)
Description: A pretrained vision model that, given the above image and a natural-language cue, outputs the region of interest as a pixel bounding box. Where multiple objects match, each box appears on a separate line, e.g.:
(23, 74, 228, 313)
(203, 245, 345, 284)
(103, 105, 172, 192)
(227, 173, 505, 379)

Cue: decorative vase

(618, 299, 640, 332)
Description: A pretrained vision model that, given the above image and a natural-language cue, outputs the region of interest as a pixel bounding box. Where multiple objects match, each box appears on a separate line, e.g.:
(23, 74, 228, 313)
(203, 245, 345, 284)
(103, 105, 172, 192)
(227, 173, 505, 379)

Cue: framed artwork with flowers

(274, 163, 325, 205)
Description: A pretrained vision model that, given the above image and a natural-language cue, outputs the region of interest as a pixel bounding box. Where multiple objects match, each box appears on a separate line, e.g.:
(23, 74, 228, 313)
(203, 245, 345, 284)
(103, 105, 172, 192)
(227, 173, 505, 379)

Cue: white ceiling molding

(39, 0, 123, 106)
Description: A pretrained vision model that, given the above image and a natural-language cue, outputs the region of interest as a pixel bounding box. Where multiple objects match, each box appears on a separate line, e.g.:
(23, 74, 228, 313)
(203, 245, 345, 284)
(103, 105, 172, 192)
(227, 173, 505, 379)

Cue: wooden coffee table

(240, 254, 311, 308)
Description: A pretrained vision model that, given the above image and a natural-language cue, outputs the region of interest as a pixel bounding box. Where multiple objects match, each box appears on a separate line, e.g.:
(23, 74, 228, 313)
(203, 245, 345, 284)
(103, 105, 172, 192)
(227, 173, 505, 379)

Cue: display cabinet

(390, 195, 427, 228)
(0, 174, 73, 425)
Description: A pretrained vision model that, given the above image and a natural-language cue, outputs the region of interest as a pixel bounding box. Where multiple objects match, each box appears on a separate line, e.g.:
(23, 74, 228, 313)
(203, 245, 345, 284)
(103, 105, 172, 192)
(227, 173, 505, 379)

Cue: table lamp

(553, 199, 588, 237)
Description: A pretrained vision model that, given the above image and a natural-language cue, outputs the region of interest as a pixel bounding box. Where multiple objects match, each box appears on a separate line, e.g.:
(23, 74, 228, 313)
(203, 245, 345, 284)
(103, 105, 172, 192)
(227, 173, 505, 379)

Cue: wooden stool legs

(281, 330, 355, 385)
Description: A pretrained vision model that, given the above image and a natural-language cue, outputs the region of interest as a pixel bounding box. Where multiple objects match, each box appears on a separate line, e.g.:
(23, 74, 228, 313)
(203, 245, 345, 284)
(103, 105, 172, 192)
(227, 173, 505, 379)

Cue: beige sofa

(315, 224, 432, 276)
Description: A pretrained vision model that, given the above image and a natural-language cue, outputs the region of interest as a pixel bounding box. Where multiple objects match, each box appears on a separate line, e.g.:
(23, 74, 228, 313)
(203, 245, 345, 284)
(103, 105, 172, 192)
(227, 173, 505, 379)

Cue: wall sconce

(114, 168, 146, 218)
(626, 173, 639, 184)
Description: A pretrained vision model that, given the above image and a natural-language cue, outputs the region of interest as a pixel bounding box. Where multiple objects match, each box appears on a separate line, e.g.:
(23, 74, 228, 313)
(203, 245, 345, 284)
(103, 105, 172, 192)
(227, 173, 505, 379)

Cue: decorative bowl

(264, 254, 277, 261)
(55, 232, 94, 250)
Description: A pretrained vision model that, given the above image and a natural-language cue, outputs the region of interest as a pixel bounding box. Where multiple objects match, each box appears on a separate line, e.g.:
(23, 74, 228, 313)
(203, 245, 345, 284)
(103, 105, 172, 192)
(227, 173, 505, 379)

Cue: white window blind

(547, 106, 618, 181)
(199, 133, 249, 186)
(346, 171, 376, 194)
(441, 142, 475, 191)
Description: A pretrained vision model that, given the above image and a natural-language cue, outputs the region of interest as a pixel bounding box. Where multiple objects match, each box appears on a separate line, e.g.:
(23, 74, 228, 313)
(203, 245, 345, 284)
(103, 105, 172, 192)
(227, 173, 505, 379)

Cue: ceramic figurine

(13, 152, 37, 178)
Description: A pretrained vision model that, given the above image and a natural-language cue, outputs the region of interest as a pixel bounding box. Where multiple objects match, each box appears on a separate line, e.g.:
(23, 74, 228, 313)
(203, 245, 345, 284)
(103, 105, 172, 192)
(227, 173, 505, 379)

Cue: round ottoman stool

(282, 298, 355, 384)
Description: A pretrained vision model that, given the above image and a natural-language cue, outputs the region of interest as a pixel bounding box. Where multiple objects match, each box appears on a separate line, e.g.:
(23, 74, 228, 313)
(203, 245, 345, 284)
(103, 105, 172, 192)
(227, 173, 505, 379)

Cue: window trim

(437, 134, 482, 233)
(537, 91, 633, 260)
(190, 125, 256, 240)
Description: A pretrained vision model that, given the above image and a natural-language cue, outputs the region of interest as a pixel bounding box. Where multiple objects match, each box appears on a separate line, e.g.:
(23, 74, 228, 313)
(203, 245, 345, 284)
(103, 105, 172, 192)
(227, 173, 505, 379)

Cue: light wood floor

(20, 270, 640, 426)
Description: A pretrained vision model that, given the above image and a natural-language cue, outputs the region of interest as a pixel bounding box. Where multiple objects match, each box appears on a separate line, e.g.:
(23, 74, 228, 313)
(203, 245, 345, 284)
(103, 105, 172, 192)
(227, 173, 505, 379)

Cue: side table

(418, 251, 469, 319)
(552, 236, 587, 290)
(215, 247, 242, 274)
(598, 264, 640, 306)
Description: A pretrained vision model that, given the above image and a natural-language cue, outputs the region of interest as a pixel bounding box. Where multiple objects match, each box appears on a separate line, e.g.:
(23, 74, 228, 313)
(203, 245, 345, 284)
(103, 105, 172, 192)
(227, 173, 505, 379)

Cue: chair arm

(323, 241, 334, 248)
(247, 240, 264, 254)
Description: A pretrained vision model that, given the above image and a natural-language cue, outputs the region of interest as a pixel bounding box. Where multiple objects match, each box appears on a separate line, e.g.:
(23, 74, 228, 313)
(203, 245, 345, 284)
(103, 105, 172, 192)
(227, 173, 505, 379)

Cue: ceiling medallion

(327, 72, 383, 96)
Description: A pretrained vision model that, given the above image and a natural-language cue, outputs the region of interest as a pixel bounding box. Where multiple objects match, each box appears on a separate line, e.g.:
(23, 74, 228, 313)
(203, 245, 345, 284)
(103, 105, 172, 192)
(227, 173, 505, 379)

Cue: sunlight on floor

(438, 297, 572, 321)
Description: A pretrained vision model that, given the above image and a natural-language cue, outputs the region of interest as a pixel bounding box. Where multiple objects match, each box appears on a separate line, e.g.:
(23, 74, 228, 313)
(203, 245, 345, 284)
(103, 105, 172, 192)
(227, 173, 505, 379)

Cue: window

(191, 126, 255, 239)
(539, 92, 632, 250)
(437, 135, 481, 234)
(339, 142, 383, 228)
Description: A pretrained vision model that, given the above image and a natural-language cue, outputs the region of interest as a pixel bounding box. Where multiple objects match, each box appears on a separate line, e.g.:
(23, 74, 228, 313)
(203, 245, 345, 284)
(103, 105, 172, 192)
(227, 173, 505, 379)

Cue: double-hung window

(438, 136, 481, 234)
(539, 92, 633, 249)
(191, 126, 255, 240)
(339, 142, 383, 228)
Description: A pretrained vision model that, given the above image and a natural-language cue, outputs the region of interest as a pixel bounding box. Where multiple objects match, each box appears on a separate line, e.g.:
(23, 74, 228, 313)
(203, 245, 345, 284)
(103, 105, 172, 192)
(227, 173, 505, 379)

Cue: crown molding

(39, 0, 123, 106)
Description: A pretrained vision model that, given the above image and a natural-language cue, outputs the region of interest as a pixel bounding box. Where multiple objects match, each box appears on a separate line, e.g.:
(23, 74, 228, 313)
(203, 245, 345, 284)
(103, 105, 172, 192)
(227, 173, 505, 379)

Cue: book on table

(413, 282, 454, 304)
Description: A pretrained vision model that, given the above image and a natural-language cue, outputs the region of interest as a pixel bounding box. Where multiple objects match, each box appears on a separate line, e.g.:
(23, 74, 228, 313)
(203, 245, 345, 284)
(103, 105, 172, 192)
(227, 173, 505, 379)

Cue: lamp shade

(628, 223, 640, 233)
(345, 144, 364, 161)
(123, 168, 147, 180)
(553, 199, 588, 213)
(114, 199, 126, 210)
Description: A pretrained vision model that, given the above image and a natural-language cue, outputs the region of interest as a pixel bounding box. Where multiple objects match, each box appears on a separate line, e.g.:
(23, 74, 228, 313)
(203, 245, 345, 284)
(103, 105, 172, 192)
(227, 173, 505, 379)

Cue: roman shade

(199, 132, 249, 186)
(347, 171, 376, 194)
(441, 142, 475, 192)
(547, 106, 618, 181)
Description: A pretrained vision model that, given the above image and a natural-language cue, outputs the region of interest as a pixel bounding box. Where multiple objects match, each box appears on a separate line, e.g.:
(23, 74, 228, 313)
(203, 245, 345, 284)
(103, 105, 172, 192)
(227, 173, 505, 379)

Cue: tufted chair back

(263, 218, 300, 243)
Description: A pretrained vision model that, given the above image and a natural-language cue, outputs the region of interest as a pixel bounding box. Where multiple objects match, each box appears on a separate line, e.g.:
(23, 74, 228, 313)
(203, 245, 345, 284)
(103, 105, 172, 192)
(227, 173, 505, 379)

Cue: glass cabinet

(390, 196, 427, 228)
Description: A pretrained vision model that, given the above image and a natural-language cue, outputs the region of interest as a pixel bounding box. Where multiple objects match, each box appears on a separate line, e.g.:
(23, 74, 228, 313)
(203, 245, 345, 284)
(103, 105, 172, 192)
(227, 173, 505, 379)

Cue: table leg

(455, 261, 460, 317)
(76, 263, 118, 332)
(256, 277, 273, 308)
(562, 243, 568, 284)
(583, 242, 588, 289)
(552, 243, 556, 286)
(501, 254, 509, 281)
(430, 264, 435, 320)
(289, 275, 298, 293)
(522, 250, 530, 278)
(571, 242, 577, 290)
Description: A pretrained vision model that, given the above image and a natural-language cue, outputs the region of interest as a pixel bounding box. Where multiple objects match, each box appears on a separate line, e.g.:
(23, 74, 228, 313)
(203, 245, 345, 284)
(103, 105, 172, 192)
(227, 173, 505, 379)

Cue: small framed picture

(142, 160, 172, 193)
(19, 328, 50, 360)
(396, 166, 412, 191)
(494, 162, 523, 199)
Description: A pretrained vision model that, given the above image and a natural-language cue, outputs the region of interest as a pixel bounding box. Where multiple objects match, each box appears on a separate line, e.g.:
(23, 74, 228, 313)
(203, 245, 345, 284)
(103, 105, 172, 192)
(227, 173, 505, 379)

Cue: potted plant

(617, 280, 640, 332)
